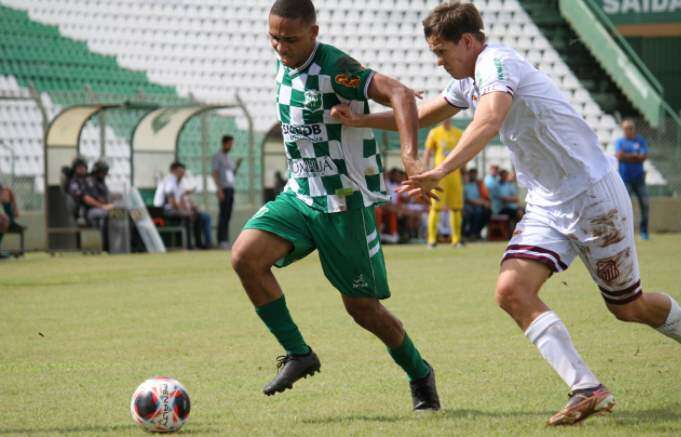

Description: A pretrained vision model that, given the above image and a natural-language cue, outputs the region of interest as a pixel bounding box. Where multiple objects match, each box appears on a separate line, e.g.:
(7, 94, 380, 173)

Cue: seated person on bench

(0, 180, 26, 259)
(67, 158, 114, 250)
(154, 161, 212, 250)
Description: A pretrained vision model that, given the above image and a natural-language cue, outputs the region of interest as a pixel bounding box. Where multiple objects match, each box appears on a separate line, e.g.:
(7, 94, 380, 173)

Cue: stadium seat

(487, 214, 512, 242)
(0, 0, 644, 195)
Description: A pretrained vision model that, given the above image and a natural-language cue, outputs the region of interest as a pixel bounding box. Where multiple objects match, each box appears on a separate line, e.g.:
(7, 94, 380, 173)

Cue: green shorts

(243, 192, 390, 299)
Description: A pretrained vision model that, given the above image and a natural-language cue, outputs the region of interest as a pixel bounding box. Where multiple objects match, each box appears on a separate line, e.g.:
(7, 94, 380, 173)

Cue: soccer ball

(130, 377, 191, 433)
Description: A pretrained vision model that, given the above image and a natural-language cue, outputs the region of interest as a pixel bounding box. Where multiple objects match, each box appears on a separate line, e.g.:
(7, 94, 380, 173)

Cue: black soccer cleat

(409, 362, 441, 411)
(262, 349, 321, 396)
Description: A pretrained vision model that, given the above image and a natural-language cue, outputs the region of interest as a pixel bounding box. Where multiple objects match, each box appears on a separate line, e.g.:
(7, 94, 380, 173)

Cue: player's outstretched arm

(399, 91, 512, 200)
(365, 73, 421, 174)
(361, 73, 423, 175)
(331, 94, 459, 131)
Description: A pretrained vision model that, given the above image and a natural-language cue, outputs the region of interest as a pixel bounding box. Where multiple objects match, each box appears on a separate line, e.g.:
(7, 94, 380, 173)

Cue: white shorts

(502, 170, 642, 305)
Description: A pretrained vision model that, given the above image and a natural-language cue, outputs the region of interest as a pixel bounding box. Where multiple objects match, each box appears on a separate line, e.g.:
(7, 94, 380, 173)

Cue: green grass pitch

(1, 235, 680, 436)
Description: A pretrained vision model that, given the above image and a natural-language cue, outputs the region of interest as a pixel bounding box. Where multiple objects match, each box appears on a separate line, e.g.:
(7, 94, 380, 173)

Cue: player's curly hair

(270, 0, 316, 25)
(423, 1, 485, 44)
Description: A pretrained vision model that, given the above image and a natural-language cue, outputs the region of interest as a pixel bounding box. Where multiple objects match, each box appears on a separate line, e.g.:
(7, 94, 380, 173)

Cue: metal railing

(584, 0, 663, 95)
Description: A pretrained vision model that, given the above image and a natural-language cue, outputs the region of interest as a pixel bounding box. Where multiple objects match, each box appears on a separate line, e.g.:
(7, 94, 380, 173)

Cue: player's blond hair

(423, 1, 485, 43)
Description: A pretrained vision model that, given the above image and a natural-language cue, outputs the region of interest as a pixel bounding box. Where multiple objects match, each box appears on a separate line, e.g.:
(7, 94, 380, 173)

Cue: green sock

(255, 295, 310, 356)
(388, 333, 430, 381)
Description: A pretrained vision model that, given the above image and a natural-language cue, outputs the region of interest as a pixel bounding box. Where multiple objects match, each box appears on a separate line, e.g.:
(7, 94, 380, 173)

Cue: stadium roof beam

(44, 104, 142, 186)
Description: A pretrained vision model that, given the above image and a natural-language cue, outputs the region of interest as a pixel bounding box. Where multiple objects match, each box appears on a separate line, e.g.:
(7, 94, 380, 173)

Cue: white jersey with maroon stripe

(441, 43, 615, 208)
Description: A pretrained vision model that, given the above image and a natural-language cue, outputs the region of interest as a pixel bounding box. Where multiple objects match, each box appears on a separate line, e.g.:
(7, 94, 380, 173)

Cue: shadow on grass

(302, 404, 681, 426)
(0, 422, 223, 435)
(607, 404, 681, 429)
(0, 424, 135, 435)
(302, 408, 553, 425)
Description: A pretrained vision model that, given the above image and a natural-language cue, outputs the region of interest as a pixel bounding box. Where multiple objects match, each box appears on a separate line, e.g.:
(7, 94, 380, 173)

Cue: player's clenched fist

(330, 104, 361, 126)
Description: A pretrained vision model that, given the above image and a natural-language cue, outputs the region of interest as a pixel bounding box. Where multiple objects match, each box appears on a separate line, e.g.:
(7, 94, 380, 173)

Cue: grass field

(1, 235, 680, 436)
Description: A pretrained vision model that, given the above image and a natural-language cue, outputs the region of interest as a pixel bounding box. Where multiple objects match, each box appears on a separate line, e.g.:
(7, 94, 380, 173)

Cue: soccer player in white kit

(331, 1, 681, 426)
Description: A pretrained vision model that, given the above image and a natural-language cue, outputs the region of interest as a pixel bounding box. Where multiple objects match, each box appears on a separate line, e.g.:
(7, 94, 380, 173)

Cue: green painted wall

(597, 0, 681, 24)
(626, 36, 681, 111)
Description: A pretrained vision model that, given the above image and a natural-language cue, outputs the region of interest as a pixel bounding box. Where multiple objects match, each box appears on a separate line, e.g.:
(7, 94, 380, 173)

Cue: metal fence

(632, 114, 681, 197)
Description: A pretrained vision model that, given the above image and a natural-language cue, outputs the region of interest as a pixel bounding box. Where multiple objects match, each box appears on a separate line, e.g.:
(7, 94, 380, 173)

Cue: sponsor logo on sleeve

(493, 57, 505, 80)
(334, 56, 365, 89)
(335, 73, 361, 88)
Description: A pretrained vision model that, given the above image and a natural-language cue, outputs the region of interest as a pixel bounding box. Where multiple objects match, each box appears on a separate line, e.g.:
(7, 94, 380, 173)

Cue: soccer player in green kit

(230, 0, 440, 410)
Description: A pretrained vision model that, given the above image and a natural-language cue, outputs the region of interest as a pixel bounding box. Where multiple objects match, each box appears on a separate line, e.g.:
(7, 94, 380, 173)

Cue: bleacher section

(0, 3, 249, 205)
(519, 0, 667, 186)
(0, 0, 668, 202)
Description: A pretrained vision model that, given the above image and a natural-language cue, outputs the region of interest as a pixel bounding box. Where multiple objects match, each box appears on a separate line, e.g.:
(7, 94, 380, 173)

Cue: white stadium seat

(0, 0, 637, 187)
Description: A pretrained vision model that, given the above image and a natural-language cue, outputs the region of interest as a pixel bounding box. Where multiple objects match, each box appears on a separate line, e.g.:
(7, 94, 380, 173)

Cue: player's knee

(230, 240, 258, 276)
(344, 299, 378, 325)
(229, 247, 247, 275)
(607, 302, 643, 323)
(495, 282, 522, 312)
(344, 300, 370, 321)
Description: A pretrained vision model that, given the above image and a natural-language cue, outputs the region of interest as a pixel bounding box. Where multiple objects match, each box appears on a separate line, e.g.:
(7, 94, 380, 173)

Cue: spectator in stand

(484, 164, 500, 191)
(65, 158, 114, 250)
(0, 180, 26, 259)
(396, 169, 426, 241)
(615, 118, 650, 240)
(0, 207, 7, 259)
(212, 135, 243, 249)
(463, 167, 491, 240)
(155, 161, 212, 250)
(67, 157, 92, 221)
(273, 171, 287, 196)
(490, 169, 523, 230)
(67, 158, 113, 222)
(375, 168, 400, 243)
(84, 161, 112, 228)
(83, 160, 114, 250)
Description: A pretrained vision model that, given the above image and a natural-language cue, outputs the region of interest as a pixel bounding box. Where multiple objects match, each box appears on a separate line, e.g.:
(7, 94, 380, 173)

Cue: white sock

(525, 311, 600, 392)
(656, 295, 681, 343)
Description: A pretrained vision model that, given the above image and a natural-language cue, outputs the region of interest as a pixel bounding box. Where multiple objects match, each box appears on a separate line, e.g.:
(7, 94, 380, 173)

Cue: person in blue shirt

(615, 119, 650, 240)
(490, 169, 523, 231)
(489, 170, 519, 214)
(484, 164, 499, 191)
(463, 168, 491, 240)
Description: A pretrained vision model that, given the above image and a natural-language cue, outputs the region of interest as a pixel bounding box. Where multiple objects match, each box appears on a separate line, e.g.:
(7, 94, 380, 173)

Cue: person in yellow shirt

(423, 119, 464, 248)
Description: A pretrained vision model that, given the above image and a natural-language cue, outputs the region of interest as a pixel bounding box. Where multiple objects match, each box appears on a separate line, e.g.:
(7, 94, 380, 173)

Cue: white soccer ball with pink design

(130, 377, 191, 433)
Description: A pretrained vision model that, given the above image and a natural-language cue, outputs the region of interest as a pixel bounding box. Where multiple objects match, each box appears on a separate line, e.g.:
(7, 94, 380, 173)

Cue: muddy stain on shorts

(589, 209, 626, 248)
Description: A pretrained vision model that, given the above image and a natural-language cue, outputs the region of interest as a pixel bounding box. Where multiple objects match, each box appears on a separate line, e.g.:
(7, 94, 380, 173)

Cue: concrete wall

(3, 197, 679, 252)
(635, 196, 681, 233)
(1, 205, 259, 252)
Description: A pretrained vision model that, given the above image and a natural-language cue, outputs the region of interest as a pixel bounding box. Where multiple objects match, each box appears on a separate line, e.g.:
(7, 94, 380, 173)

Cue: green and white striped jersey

(275, 42, 388, 213)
